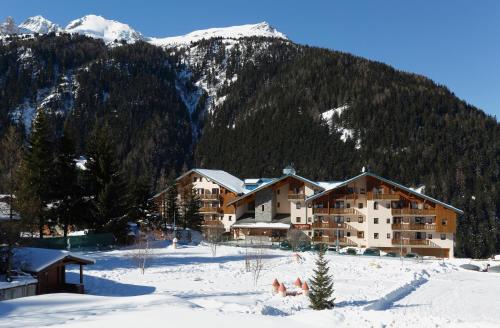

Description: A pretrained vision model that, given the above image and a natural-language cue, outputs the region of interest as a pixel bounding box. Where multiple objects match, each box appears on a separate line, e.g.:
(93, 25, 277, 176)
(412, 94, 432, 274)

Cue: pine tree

(308, 247, 335, 310)
(17, 111, 55, 238)
(164, 181, 179, 228)
(52, 127, 82, 237)
(180, 183, 201, 230)
(84, 124, 129, 240)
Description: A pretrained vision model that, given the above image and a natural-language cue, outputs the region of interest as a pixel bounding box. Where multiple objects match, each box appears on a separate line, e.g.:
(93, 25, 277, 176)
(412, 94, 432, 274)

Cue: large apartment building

(155, 167, 463, 258)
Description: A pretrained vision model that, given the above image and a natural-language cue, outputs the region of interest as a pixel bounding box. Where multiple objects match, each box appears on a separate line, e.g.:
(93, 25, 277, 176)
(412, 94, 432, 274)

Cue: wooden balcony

(199, 194, 220, 200)
(199, 207, 222, 214)
(312, 236, 347, 244)
(391, 239, 430, 246)
(392, 223, 435, 231)
(312, 222, 346, 229)
(392, 208, 436, 216)
(288, 193, 306, 201)
(312, 208, 358, 215)
(367, 192, 400, 201)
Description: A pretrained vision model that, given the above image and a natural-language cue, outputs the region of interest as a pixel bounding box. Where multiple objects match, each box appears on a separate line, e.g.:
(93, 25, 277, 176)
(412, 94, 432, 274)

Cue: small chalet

(13, 247, 95, 295)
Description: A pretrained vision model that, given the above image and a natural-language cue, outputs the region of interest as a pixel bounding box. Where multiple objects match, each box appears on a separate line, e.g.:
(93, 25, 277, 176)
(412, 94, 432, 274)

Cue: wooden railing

(199, 207, 222, 213)
(392, 208, 436, 216)
(312, 236, 347, 243)
(199, 194, 220, 200)
(312, 208, 358, 215)
(391, 224, 436, 231)
(311, 222, 346, 229)
(391, 239, 430, 246)
(288, 193, 306, 201)
(367, 192, 400, 200)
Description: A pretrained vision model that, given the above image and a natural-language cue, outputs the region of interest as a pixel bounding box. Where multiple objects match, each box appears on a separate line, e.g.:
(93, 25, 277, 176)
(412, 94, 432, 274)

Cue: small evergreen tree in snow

(308, 246, 335, 310)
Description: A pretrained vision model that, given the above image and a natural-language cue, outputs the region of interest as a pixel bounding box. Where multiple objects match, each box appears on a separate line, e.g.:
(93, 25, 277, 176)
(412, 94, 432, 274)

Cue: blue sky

(2, 0, 499, 118)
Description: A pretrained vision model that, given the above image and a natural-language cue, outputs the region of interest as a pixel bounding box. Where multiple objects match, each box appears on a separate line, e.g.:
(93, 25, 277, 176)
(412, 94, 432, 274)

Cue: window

(386, 203, 391, 209)
(374, 218, 379, 224)
(386, 218, 391, 224)
(427, 234, 432, 239)
(346, 203, 351, 208)
(308, 203, 312, 208)
(261, 205, 265, 212)
(358, 203, 363, 209)
(440, 234, 446, 240)
(296, 217, 301, 223)
(228, 216, 232, 221)
(357, 231, 364, 238)
(308, 231, 312, 236)
(360, 188, 366, 194)
(358, 216, 363, 223)
(346, 232, 351, 237)
(387, 233, 391, 239)
(441, 219, 448, 226)
(296, 203, 301, 209)
(276, 189, 280, 195)
(374, 202, 379, 210)
(374, 233, 379, 239)
(277, 202, 280, 208)
(193, 177, 198, 182)
(308, 217, 312, 222)
(346, 217, 351, 223)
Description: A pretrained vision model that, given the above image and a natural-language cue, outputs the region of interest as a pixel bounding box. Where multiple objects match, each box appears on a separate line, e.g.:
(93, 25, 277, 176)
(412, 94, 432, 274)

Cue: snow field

(1, 243, 499, 327)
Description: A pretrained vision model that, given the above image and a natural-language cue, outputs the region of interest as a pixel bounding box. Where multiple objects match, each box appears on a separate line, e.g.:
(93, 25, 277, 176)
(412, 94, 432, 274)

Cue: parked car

(363, 248, 381, 256)
(385, 252, 399, 257)
(405, 252, 420, 259)
(345, 248, 358, 256)
(279, 240, 292, 250)
(297, 241, 311, 252)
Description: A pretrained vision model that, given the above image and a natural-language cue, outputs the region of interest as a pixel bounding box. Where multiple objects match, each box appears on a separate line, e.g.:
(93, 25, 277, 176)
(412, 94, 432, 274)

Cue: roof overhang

(305, 172, 464, 215)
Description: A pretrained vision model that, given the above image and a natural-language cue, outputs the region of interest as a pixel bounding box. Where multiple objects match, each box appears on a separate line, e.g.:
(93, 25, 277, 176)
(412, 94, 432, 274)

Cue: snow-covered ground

(1, 243, 499, 327)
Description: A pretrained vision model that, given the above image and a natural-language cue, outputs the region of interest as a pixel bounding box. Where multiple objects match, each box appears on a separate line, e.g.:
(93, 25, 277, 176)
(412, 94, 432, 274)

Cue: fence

(22, 233, 116, 250)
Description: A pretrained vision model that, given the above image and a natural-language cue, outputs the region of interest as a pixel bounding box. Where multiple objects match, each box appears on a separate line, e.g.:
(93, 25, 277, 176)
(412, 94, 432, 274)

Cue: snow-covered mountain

(65, 15, 143, 43)
(19, 15, 61, 34)
(0, 15, 286, 46)
(149, 22, 287, 47)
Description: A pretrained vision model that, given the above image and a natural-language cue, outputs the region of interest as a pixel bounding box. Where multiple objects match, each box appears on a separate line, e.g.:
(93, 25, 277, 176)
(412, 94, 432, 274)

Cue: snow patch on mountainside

(321, 105, 360, 148)
(65, 15, 143, 43)
(19, 15, 61, 34)
(150, 22, 287, 47)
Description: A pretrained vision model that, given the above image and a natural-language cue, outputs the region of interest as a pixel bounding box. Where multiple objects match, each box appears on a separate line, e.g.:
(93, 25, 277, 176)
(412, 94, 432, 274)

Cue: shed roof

(13, 247, 95, 273)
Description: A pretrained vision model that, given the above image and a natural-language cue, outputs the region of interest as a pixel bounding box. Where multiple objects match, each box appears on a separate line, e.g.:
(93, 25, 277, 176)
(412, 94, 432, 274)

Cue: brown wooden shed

(13, 247, 95, 295)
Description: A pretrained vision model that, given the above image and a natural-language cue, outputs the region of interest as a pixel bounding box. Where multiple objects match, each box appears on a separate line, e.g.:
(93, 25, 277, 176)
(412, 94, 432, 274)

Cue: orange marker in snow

(272, 278, 280, 293)
(278, 283, 287, 297)
(302, 281, 309, 295)
(294, 277, 302, 287)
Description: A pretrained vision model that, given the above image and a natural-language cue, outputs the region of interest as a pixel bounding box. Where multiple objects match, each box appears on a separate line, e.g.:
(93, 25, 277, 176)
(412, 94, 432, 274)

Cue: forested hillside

(0, 33, 498, 257)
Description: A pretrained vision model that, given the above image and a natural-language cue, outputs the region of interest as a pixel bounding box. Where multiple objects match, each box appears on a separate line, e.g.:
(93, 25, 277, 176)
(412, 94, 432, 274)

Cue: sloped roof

(177, 169, 246, 194)
(306, 172, 464, 214)
(227, 173, 325, 206)
(13, 247, 95, 273)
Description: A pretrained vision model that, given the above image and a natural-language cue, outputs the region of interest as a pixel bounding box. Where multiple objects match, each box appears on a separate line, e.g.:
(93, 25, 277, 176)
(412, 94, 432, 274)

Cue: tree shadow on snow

(66, 271, 156, 297)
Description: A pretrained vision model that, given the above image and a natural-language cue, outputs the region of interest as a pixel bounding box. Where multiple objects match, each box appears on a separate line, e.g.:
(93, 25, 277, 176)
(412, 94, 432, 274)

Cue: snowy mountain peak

(65, 15, 143, 43)
(19, 15, 61, 34)
(150, 21, 287, 47)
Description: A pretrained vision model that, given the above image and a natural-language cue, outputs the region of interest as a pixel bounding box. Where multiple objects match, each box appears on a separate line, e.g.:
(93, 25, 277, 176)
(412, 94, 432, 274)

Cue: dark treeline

(0, 34, 499, 258)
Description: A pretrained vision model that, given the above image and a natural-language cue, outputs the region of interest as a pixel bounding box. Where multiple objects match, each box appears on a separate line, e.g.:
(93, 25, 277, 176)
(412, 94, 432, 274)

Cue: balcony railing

(199, 207, 222, 214)
(391, 208, 436, 216)
(288, 193, 306, 201)
(391, 239, 430, 246)
(391, 223, 436, 231)
(312, 207, 359, 215)
(367, 193, 400, 200)
(312, 236, 346, 243)
(199, 194, 220, 200)
(312, 222, 346, 229)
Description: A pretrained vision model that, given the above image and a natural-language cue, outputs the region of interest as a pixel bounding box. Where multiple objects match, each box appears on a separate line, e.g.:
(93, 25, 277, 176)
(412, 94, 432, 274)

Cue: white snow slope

(1, 243, 499, 328)
(65, 15, 144, 44)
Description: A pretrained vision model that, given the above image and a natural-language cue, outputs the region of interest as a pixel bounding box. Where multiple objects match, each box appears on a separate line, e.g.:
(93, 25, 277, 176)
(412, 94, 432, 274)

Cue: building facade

(154, 168, 462, 258)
